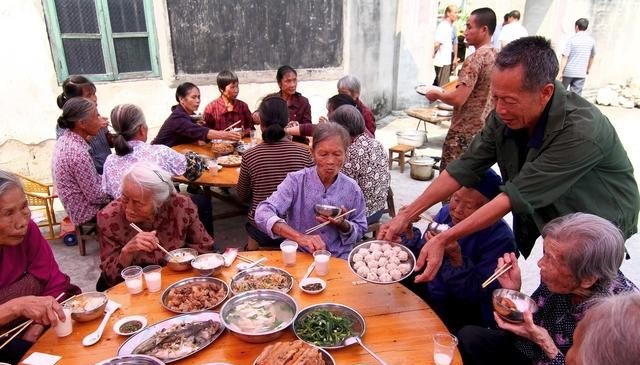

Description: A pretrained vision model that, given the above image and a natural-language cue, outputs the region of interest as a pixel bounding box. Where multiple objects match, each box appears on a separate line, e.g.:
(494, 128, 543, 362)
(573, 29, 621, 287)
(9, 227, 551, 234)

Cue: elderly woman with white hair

(337, 74, 376, 136)
(458, 213, 638, 365)
(566, 293, 640, 365)
(330, 105, 390, 224)
(97, 162, 214, 289)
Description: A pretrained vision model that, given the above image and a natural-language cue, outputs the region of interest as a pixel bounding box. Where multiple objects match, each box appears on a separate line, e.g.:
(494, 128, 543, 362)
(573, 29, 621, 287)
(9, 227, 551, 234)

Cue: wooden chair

(16, 174, 58, 239)
(76, 222, 97, 256)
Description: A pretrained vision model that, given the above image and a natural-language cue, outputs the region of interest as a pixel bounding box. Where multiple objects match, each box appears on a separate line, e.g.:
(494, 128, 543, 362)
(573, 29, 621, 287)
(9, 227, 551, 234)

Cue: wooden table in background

(24, 251, 462, 365)
(171, 142, 241, 188)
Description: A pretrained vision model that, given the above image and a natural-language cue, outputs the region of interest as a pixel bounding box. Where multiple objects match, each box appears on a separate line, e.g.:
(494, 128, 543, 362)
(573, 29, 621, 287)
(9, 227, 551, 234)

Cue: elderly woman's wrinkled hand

(413, 233, 447, 282)
(223, 131, 242, 141)
(123, 230, 158, 255)
(377, 214, 411, 243)
(496, 252, 521, 291)
(296, 234, 326, 253)
(495, 311, 559, 359)
(12, 295, 65, 326)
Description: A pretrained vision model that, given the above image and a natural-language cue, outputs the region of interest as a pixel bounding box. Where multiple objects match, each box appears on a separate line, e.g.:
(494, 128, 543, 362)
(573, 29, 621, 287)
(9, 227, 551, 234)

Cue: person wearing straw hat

(97, 162, 214, 290)
(458, 213, 638, 365)
(0, 170, 80, 363)
(400, 169, 516, 332)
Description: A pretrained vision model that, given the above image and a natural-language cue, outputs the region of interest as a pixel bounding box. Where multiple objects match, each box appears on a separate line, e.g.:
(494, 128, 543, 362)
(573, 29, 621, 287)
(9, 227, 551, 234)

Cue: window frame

(42, 0, 161, 83)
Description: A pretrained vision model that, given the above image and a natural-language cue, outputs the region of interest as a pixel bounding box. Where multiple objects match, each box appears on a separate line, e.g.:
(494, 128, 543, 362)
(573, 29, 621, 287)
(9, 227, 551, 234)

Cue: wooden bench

(388, 144, 415, 173)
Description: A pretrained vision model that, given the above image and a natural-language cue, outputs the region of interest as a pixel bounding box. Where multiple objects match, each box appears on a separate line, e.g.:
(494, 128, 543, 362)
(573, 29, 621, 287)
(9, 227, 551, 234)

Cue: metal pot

(409, 156, 436, 181)
(396, 130, 427, 147)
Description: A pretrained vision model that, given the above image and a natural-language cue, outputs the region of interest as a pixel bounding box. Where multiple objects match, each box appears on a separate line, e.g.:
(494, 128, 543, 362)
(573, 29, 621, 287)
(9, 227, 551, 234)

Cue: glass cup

(54, 306, 73, 337)
(143, 265, 162, 293)
(121, 266, 144, 294)
(280, 240, 298, 266)
(433, 332, 458, 365)
(249, 130, 257, 145)
(313, 250, 331, 276)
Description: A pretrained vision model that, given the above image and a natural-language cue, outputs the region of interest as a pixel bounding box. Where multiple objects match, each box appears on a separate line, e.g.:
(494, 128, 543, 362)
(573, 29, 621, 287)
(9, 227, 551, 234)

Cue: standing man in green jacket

(379, 36, 639, 282)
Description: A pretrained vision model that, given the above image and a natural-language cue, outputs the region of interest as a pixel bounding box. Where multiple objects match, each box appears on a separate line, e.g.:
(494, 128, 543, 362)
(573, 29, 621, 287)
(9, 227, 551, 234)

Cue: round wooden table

(24, 251, 463, 364)
(171, 143, 241, 188)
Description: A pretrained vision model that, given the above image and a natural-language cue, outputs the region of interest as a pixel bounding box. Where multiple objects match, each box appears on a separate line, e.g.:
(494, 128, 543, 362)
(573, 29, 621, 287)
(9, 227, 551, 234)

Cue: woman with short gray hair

(567, 293, 640, 365)
(337, 74, 376, 135)
(458, 213, 638, 365)
(255, 122, 367, 259)
(97, 162, 214, 289)
(331, 105, 390, 224)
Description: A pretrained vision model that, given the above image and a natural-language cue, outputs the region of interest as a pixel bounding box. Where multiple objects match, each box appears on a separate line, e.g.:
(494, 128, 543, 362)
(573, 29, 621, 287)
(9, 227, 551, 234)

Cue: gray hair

(110, 104, 147, 156)
(0, 170, 23, 197)
(337, 75, 361, 95)
(330, 105, 365, 137)
(312, 122, 351, 153)
(57, 97, 96, 130)
(542, 213, 625, 292)
(576, 293, 640, 365)
(495, 36, 558, 92)
(122, 162, 175, 209)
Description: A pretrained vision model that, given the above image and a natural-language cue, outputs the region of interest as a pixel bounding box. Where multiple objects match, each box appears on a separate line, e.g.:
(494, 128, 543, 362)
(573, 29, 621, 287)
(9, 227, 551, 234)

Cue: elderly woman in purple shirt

(254, 123, 367, 259)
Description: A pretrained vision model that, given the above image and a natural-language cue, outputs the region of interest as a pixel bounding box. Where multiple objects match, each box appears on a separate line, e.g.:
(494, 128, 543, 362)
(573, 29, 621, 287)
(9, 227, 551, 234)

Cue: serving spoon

(343, 336, 390, 365)
(82, 300, 121, 346)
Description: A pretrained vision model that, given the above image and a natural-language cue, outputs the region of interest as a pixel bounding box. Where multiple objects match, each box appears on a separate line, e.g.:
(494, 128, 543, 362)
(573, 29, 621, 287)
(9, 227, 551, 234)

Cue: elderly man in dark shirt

(379, 36, 639, 282)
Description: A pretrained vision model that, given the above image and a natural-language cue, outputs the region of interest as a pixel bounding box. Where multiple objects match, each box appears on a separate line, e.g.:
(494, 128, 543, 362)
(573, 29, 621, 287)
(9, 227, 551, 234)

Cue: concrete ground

(41, 105, 640, 295)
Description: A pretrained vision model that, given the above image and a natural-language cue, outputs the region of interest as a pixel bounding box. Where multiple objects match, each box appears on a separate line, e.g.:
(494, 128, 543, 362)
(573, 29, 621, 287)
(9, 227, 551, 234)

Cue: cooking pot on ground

(409, 156, 436, 181)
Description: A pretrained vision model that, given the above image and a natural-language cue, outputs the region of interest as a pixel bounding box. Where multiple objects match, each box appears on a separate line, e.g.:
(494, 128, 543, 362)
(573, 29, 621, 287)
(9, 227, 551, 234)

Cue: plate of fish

(161, 277, 229, 314)
(117, 311, 225, 363)
(229, 266, 294, 295)
(93, 354, 165, 365)
(347, 240, 416, 284)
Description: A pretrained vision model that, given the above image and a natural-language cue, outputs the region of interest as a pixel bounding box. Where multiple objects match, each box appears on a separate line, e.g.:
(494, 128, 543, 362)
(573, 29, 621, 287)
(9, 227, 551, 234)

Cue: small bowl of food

(113, 315, 147, 336)
(313, 204, 340, 217)
(492, 288, 538, 323)
(220, 289, 298, 343)
(191, 253, 225, 276)
(67, 292, 108, 322)
(165, 248, 198, 271)
(299, 277, 326, 294)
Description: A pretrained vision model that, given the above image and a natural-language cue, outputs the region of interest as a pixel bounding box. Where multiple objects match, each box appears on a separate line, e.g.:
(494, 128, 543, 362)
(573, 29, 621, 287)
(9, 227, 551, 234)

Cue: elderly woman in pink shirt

(0, 170, 80, 363)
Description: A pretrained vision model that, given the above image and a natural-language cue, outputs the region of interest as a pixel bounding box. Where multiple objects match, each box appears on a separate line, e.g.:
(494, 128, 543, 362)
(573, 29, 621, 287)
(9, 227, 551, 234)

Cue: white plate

(299, 277, 326, 294)
(347, 240, 416, 284)
(415, 84, 442, 96)
(113, 315, 147, 336)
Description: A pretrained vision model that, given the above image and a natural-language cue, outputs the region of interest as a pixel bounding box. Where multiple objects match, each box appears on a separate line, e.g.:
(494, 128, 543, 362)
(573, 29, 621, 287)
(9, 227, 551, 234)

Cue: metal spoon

(82, 300, 121, 347)
(343, 336, 390, 365)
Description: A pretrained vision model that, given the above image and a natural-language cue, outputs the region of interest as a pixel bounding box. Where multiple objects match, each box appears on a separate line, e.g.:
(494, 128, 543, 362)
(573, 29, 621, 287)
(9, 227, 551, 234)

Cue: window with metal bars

(43, 0, 160, 83)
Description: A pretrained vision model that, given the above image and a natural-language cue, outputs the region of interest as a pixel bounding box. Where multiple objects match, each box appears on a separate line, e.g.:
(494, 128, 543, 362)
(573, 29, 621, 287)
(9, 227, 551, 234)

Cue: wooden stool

(388, 144, 415, 173)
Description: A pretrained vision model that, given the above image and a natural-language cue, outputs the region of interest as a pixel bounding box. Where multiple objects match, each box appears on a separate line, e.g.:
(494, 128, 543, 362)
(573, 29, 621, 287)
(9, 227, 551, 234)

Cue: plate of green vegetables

(292, 303, 366, 349)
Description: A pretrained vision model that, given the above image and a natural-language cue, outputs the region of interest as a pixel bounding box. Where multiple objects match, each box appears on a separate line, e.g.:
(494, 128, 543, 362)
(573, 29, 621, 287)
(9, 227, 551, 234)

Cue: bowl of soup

(220, 290, 298, 343)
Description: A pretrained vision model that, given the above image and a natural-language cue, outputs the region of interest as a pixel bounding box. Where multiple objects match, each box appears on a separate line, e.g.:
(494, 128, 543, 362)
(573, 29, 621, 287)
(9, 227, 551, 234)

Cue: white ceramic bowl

(113, 315, 147, 336)
(299, 277, 327, 294)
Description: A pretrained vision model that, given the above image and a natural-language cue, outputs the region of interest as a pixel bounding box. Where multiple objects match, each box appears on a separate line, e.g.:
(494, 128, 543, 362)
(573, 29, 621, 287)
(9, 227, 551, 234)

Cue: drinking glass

(433, 332, 457, 365)
(121, 266, 144, 294)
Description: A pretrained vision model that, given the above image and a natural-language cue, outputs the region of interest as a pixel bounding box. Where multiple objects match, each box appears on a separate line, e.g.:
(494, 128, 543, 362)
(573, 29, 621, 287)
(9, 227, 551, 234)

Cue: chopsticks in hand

(305, 208, 357, 234)
(223, 120, 242, 132)
(481, 263, 513, 288)
(129, 223, 178, 262)
(0, 292, 66, 350)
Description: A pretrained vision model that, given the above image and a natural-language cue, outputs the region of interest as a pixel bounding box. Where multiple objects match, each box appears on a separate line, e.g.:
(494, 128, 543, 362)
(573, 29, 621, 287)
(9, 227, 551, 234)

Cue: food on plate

(231, 272, 290, 293)
(211, 142, 234, 155)
(255, 340, 326, 365)
(216, 155, 242, 166)
(133, 320, 220, 360)
(223, 298, 294, 333)
(302, 283, 323, 291)
(119, 320, 144, 334)
(68, 296, 105, 313)
(165, 282, 226, 312)
(296, 309, 353, 347)
(351, 243, 412, 282)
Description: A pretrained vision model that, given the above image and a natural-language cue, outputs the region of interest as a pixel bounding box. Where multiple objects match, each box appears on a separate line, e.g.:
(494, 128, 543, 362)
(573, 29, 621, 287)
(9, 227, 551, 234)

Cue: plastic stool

(388, 144, 415, 173)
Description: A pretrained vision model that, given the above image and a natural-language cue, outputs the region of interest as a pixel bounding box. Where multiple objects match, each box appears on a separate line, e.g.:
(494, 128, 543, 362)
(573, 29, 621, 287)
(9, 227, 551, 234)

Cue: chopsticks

(0, 293, 66, 350)
(223, 120, 242, 131)
(237, 254, 264, 266)
(305, 209, 357, 234)
(481, 264, 513, 288)
(129, 223, 178, 262)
